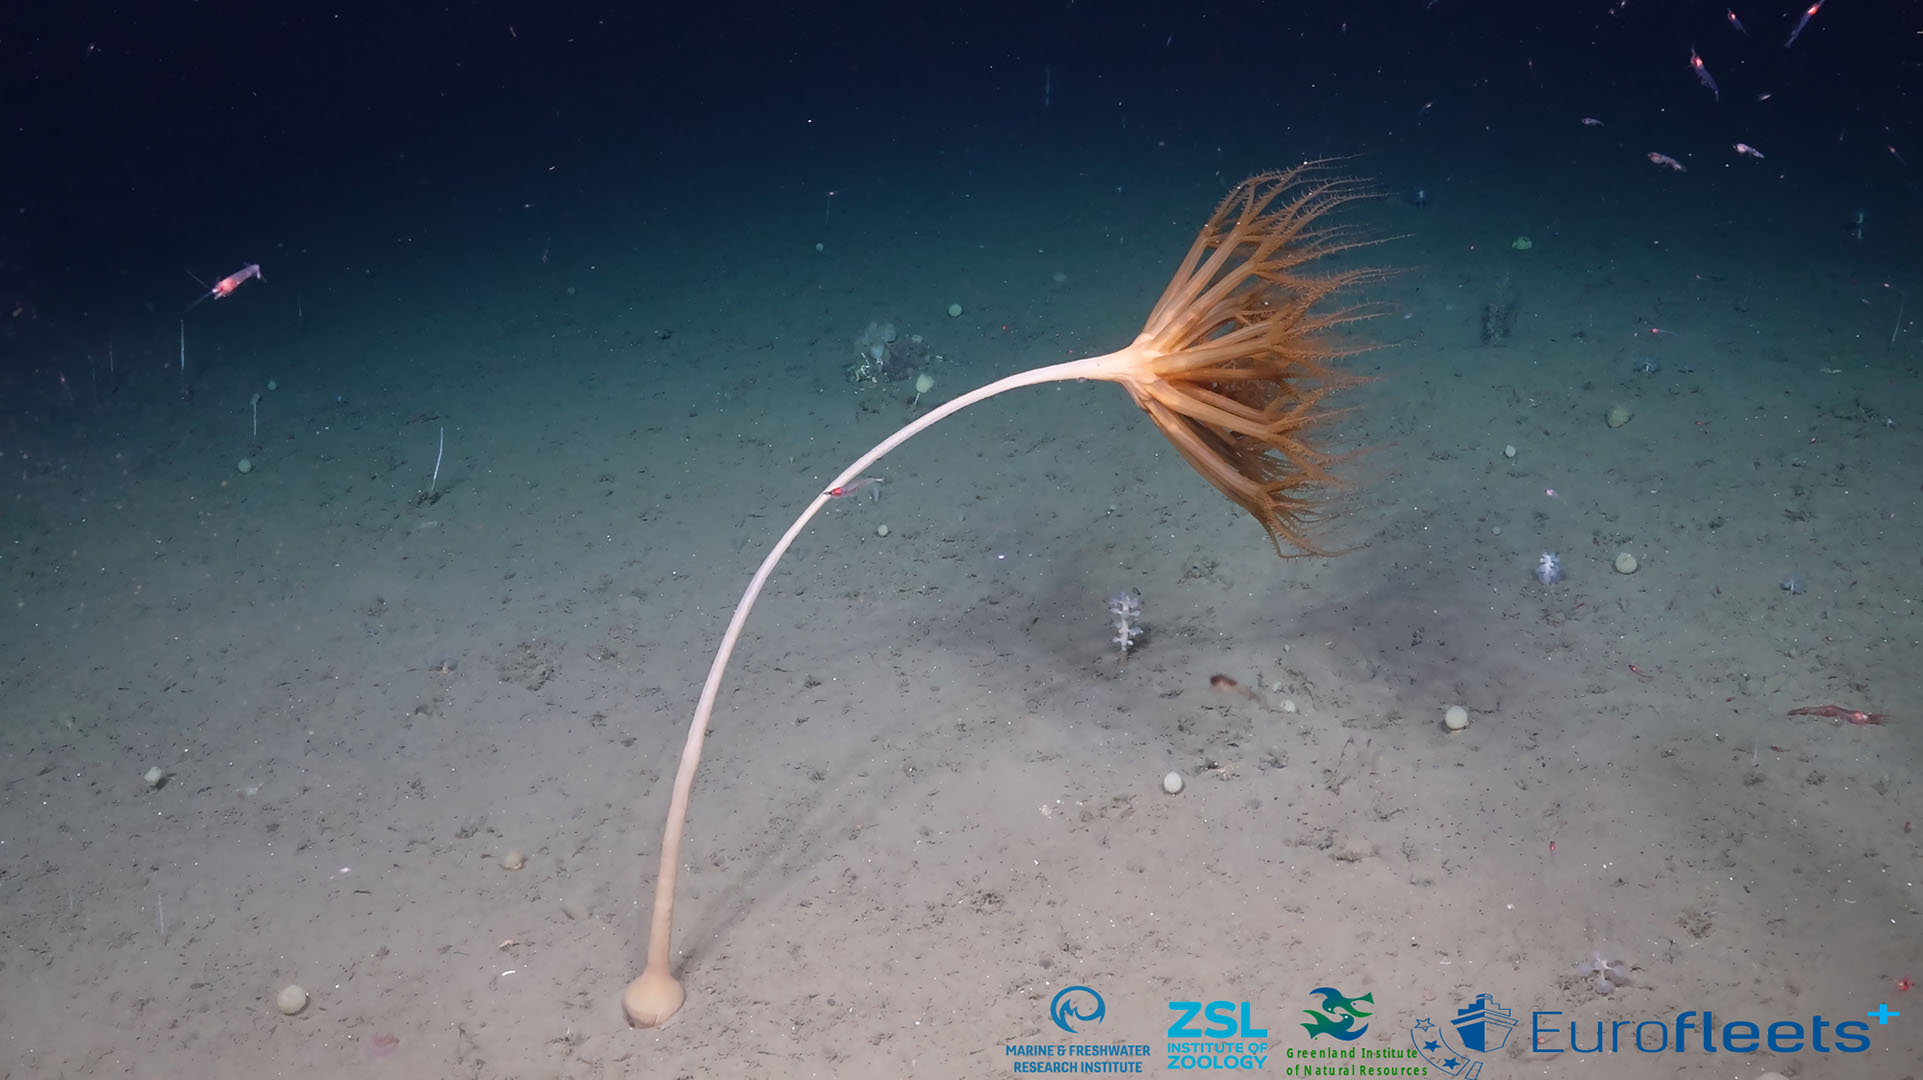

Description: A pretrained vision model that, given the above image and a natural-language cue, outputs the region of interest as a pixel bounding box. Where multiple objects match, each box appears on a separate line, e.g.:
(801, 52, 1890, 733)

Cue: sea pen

(430, 425, 444, 495)
(178, 321, 185, 373)
(157, 892, 165, 940)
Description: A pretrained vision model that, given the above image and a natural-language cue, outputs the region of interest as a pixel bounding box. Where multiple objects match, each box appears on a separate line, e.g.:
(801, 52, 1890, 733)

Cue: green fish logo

(1301, 986, 1374, 1041)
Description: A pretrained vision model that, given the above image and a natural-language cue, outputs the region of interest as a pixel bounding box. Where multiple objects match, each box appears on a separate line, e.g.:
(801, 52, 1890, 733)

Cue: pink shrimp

(1785, 0, 1822, 49)
(1689, 48, 1719, 102)
(186, 263, 261, 310)
(824, 476, 884, 499)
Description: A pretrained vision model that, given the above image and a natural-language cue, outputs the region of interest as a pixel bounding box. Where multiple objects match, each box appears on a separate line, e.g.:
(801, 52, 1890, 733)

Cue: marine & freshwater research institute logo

(1004, 985, 1154, 1074)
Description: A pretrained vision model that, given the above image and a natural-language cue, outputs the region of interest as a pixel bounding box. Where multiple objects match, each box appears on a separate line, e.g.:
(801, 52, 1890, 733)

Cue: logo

(1301, 986, 1374, 1041)
(1050, 985, 1105, 1033)
(1167, 999, 1268, 1071)
(1530, 1005, 1876, 1055)
(1408, 991, 1887, 1075)
(1006, 985, 1151, 1073)
(1279, 987, 1425, 1073)
(1408, 992, 1517, 1078)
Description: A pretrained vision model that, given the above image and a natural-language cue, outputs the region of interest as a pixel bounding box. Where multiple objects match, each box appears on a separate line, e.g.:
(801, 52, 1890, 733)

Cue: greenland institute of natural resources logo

(1281, 986, 1423, 1075)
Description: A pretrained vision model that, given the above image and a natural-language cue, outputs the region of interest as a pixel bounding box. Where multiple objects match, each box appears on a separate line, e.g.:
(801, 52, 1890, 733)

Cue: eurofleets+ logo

(1407, 991, 1515, 1076)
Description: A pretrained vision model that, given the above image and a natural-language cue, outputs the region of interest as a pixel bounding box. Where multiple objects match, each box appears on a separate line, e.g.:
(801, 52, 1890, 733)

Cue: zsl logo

(1168, 1001, 1268, 1038)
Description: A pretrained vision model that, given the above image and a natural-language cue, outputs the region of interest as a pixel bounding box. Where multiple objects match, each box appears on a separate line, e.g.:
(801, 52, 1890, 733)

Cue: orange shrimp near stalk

(185, 263, 261, 311)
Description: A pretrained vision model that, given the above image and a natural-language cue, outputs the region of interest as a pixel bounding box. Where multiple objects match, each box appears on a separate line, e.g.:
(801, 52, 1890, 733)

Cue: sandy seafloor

(2, 153, 1920, 1080)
